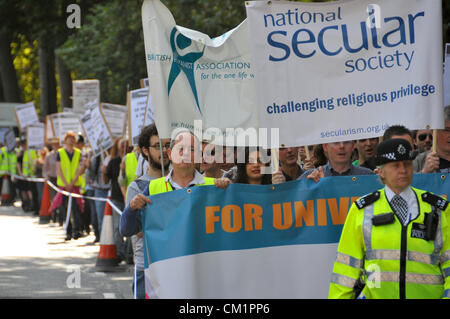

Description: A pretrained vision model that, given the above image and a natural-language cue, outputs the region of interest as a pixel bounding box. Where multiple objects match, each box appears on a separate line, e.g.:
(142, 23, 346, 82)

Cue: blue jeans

(94, 188, 109, 233)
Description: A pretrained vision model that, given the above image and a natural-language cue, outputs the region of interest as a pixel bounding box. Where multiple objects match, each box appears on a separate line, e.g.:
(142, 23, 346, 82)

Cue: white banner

(142, 0, 263, 145)
(246, 0, 444, 147)
(15, 102, 39, 132)
(80, 107, 114, 157)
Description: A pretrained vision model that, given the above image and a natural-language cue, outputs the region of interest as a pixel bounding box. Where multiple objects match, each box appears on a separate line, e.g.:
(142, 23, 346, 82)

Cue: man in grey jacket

(123, 124, 170, 299)
(413, 106, 450, 174)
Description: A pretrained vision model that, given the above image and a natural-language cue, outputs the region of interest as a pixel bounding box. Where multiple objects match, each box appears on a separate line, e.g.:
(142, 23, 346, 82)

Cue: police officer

(329, 138, 450, 299)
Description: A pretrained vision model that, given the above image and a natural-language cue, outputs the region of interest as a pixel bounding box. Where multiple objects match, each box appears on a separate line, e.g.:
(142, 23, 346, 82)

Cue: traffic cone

(39, 182, 51, 224)
(1, 175, 11, 206)
(95, 198, 119, 272)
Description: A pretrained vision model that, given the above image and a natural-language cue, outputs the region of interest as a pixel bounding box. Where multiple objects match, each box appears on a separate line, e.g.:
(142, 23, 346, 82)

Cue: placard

(50, 112, 83, 144)
(26, 123, 45, 151)
(100, 103, 127, 139)
(127, 88, 149, 146)
(15, 102, 39, 132)
(72, 79, 100, 116)
(80, 107, 114, 157)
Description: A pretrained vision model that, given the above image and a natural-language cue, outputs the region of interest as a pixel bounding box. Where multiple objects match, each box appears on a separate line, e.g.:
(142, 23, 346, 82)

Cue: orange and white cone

(1, 175, 11, 206)
(95, 198, 119, 271)
(39, 182, 51, 224)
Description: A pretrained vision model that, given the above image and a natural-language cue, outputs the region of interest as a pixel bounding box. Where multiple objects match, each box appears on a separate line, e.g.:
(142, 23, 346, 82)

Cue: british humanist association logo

(168, 27, 205, 115)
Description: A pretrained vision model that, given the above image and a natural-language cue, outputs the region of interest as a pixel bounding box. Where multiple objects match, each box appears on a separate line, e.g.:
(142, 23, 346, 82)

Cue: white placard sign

(80, 107, 114, 157)
(100, 103, 127, 139)
(72, 80, 100, 116)
(15, 102, 39, 132)
(144, 91, 154, 126)
(26, 123, 45, 151)
(50, 112, 83, 143)
(128, 88, 149, 146)
(246, 0, 444, 147)
(4, 129, 16, 152)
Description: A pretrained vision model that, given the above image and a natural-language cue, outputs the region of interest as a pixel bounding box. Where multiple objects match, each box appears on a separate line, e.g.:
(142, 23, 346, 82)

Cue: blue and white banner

(142, 173, 449, 298)
(142, 0, 259, 143)
(246, 0, 444, 147)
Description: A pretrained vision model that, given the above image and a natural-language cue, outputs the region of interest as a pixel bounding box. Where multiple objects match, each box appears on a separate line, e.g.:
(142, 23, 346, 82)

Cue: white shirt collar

(384, 185, 413, 203)
(385, 185, 418, 225)
(164, 168, 205, 190)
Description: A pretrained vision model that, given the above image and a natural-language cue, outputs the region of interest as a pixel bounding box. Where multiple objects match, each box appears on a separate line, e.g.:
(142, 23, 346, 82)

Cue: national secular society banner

(142, 174, 449, 298)
(142, 0, 260, 144)
(246, 0, 444, 147)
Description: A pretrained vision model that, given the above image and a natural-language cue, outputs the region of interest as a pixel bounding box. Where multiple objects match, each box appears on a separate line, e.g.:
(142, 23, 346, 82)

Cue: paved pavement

(0, 203, 134, 299)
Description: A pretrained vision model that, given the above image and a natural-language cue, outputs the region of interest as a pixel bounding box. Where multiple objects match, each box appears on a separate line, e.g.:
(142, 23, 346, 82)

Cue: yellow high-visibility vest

(0, 146, 8, 175)
(148, 176, 215, 195)
(22, 149, 37, 177)
(57, 148, 82, 187)
(329, 187, 450, 299)
(125, 152, 138, 188)
(8, 151, 17, 176)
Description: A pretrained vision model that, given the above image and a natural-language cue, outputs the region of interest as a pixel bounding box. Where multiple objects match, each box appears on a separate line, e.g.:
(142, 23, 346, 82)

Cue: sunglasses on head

(417, 133, 432, 141)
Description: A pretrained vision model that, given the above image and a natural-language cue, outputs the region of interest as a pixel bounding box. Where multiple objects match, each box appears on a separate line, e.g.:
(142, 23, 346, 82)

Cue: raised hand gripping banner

(246, 0, 444, 147)
(142, 173, 449, 298)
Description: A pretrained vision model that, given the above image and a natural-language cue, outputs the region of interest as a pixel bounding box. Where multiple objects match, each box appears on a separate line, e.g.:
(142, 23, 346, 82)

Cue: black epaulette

(355, 191, 381, 209)
(422, 192, 449, 211)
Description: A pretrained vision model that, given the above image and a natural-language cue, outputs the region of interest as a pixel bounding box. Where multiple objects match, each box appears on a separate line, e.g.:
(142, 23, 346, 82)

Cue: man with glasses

(298, 140, 374, 182)
(414, 129, 433, 154)
(414, 106, 450, 173)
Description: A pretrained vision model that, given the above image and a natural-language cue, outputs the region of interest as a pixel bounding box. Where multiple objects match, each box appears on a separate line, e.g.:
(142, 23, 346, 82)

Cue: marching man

(329, 138, 450, 299)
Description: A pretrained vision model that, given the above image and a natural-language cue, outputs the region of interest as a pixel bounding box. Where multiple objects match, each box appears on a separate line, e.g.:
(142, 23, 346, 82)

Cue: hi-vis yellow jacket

(329, 187, 450, 299)
(57, 148, 82, 187)
(125, 152, 138, 189)
(148, 176, 215, 195)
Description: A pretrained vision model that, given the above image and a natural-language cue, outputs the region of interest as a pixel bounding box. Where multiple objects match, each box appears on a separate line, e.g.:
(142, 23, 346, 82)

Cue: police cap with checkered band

(375, 138, 417, 165)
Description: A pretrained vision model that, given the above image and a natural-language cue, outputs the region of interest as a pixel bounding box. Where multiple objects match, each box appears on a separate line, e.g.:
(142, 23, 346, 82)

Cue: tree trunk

(38, 33, 58, 116)
(0, 31, 21, 102)
(56, 55, 72, 110)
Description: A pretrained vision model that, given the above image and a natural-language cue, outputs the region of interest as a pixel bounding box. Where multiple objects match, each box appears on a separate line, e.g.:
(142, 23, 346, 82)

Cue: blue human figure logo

(168, 28, 205, 115)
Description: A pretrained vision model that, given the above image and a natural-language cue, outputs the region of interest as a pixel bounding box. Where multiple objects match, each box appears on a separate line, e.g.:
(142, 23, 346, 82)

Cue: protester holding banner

(414, 129, 434, 154)
(298, 146, 315, 171)
(232, 147, 272, 185)
(56, 131, 85, 240)
(329, 138, 450, 299)
(200, 142, 225, 179)
(121, 124, 170, 299)
(297, 141, 373, 182)
(277, 146, 304, 181)
(414, 106, 450, 173)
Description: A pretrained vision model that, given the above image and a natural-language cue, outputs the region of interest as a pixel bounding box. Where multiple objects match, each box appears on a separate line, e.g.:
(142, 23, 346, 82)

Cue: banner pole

(271, 148, 279, 174)
(432, 129, 437, 153)
(159, 138, 165, 177)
